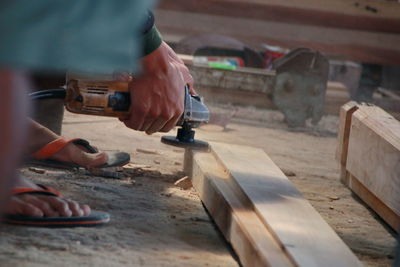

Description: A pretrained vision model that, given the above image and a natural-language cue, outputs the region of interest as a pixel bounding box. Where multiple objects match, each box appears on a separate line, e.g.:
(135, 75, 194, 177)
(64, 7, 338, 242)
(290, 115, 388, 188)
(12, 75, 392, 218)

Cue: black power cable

(29, 89, 67, 100)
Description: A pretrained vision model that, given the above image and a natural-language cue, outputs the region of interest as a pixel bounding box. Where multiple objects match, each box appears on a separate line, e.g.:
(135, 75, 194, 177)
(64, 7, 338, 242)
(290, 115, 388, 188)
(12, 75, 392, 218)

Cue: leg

(27, 119, 108, 168)
(0, 69, 31, 215)
(31, 73, 66, 135)
(0, 69, 90, 218)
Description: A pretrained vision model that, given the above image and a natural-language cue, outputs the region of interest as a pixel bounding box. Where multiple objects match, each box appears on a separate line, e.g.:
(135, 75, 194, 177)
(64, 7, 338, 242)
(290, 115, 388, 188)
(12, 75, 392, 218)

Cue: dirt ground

(0, 104, 397, 267)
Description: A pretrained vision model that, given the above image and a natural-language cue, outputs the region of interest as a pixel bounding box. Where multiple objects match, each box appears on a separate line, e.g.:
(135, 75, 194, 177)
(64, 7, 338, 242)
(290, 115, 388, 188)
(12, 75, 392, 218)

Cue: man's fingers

(122, 41, 189, 134)
(145, 117, 169, 135)
(180, 66, 196, 95)
(127, 109, 147, 130)
(188, 85, 197, 95)
(139, 118, 154, 132)
(160, 113, 181, 133)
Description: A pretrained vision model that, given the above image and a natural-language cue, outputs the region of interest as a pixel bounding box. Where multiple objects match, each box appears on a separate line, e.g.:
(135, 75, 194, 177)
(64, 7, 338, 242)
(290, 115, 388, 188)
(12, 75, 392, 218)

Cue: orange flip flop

(3, 185, 110, 228)
(27, 137, 130, 169)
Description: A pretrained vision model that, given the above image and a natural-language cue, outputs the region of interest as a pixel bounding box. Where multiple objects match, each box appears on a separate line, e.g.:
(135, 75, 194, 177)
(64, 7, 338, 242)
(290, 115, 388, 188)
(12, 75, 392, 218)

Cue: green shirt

(0, 0, 159, 74)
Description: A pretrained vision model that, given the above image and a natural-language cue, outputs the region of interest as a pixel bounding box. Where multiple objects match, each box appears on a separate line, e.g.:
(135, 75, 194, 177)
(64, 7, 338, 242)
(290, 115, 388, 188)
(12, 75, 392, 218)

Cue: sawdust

(1, 167, 236, 267)
(0, 106, 396, 266)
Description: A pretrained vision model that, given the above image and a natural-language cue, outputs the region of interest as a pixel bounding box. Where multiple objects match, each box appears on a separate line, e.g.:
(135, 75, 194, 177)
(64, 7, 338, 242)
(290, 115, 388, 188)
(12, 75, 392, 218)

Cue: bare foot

(5, 176, 90, 217)
(50, 142, 108, 168)
(28, 120, 108, 168)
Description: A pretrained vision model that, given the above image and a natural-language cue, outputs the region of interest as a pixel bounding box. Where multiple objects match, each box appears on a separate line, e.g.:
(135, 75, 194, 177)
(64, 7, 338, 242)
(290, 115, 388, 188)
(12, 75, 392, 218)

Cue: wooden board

(159, 0, 400, 33)
(336, 102, 359, 183)
(377, 88, 400, 101)
(188, 63, 276, 94)
(186, 143, 361, 266)
(193, 86, 275, 109)
(346, 172, 400, 232)
(156, 9, 400, 65)
(345, 105, 400, 231)
(187, 149, 294, 267)
(337, 103, 400, 231)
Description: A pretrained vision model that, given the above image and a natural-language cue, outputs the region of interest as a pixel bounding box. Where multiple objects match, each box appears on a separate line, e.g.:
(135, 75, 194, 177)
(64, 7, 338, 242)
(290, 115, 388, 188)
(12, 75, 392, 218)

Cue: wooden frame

(156, 5, 400, 65)
(159, 0, 400, 33)
(185, 142, 361, 266)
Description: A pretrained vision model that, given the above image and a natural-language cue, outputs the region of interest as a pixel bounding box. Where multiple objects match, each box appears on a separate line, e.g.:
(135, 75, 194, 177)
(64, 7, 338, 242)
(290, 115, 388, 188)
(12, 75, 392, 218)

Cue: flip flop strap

(71, 139, 98, 153)
(31, 137, 78, 160)
(30, 137, 98, 160)
(11, 184, 61, 197)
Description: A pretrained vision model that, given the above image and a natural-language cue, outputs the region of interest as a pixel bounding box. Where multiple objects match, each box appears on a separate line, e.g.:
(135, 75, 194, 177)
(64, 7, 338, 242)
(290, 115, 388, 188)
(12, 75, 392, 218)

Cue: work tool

(30, 78, 210, 148)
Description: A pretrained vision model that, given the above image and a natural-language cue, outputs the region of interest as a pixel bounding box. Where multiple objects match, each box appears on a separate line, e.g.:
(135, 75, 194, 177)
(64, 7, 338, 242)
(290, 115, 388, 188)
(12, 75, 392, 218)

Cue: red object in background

(263, 44, 288, 69)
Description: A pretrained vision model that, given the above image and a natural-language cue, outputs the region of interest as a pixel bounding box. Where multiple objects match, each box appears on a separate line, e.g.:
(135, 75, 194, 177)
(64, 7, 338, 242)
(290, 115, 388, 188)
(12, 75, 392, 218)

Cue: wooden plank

(188, 63, 275, 94)
(187, 149, 294, 267)
(178, 55, 276, 108)
(194, 86, 275, 108)
(372, 98, 400, 120)
(159, 0, 400, 33)
(335, 102, 359, 184)
(347, 173, 400, 232)
(377, 87, 400, 101)
(346, 105, 400, 231)
(207, 142, 361, 267)
(156, 9, 400, 65)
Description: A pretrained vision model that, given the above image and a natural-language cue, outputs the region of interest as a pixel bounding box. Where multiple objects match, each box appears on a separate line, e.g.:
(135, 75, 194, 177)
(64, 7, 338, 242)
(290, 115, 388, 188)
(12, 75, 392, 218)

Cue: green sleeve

(142, 25, 163, 56)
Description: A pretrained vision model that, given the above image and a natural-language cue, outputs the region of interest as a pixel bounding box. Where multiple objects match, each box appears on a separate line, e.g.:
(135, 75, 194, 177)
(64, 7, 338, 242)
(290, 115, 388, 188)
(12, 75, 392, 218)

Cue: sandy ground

(0, 105, 397, 266)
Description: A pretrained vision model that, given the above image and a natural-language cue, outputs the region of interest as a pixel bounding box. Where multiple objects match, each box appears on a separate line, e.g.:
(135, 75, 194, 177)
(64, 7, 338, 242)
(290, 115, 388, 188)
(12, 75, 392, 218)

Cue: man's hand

(120, 41, 194, 135)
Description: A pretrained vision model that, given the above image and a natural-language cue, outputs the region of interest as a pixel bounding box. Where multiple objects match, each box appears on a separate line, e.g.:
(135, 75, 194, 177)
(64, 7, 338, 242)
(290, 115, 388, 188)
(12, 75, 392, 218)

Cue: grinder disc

(161, 136, 209, 149)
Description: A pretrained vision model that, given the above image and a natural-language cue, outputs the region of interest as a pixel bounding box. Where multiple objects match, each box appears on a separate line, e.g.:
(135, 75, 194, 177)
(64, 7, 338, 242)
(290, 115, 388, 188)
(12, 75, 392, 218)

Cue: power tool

(30, 78, 210, 149)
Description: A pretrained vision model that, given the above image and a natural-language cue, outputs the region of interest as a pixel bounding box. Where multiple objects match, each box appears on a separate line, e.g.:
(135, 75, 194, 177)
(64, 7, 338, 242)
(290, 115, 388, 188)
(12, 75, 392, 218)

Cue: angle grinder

(30, 77, 210, 149)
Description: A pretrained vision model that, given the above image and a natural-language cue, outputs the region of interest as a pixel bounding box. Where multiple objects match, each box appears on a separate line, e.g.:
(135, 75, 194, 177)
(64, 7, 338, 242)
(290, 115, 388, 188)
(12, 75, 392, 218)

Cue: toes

(22, 203, 45, 217)
(52, 143, 109, 168)
(78, 151, 108, 168)
(6, 197, 44, 217)
(7, 194, 91, 218)
(24, 195, 59, 217)
(81, 204, 91, 216)
(66, 200, 84, 217)
(45, 197, 73, 217)
(36, 196, 90, 217)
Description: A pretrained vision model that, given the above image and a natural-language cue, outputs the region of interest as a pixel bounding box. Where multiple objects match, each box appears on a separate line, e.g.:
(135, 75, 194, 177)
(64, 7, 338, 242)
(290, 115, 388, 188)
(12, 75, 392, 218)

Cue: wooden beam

(192, 86, 275, 109)
(188, 63, 276, 94)
(158, 0, 400, 33)
(187, 149, 294, 267)
(347, 173, 400, 233)
(156, 9, 400, 65)
(336, 102, 359, 184)
(182, 59, 276, 109)
(186, 143, 362, 266)
(377, 88, 400, 101)
(345, 104, 400, 231)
